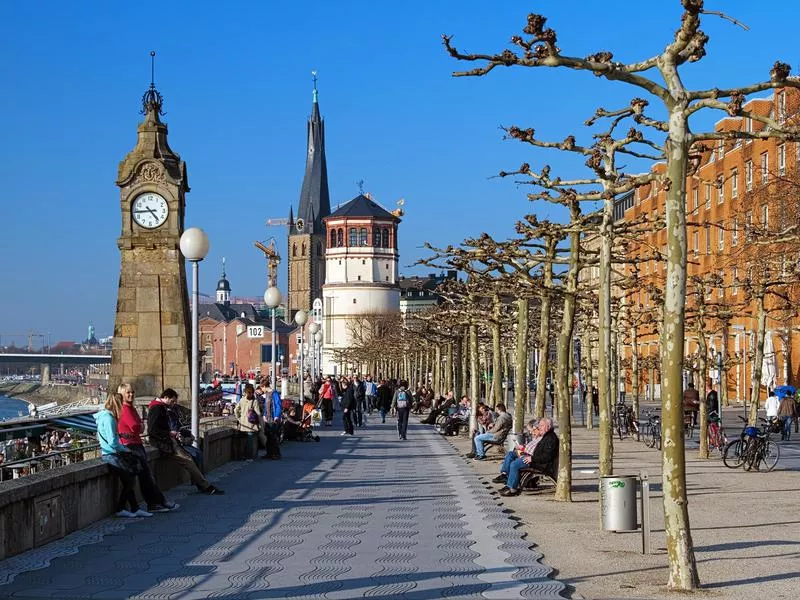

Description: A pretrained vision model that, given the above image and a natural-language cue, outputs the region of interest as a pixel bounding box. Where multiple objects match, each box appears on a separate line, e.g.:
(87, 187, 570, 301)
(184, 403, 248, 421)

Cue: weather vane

(150, 50, 156, 88)
(312, 69, 318, 89)
(141, 50, 165, 115)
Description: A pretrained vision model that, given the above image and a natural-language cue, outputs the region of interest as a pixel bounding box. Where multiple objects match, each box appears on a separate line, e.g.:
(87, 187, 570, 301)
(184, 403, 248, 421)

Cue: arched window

(337, 228, 343, 247)
(301, 242, 306, 256)
(382, 228, 389, 248)
(373, 227, 380, 247)
(330, 229, 337, 248)
(349, 227, 358, 246)
(292, 243, 297, 257)
(359, 227, 368, 246)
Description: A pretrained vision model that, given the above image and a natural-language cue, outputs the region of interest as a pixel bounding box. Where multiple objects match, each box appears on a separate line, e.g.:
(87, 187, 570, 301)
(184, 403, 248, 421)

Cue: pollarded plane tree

(443, 1, 800, 588)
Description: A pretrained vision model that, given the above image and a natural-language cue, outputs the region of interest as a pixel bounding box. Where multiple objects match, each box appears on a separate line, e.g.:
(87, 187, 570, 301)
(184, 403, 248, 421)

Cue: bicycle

(641, 408, 661, 450)
(706, 411, 727, 456)
(683, 410, 695, 439)
(614, 399, 639, 441)
(723, 416, 780, 471)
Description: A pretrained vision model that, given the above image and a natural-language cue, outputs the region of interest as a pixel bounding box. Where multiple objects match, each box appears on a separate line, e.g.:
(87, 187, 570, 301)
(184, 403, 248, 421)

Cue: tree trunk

(631, 324, 640, 435)
(469, 324, 479, 437)
(515, 298, 529, 433)
(554, 202, 580, 502)
(492, 296, 502, 409)
(720, 325, 729, 408)
(434, 344, 442, 397)
(446, 341, 453, 395)
(535, 238, 555, 418)
(748, 294, 767, 426)
(660, 123, 699, 590)
(598, 194, 614, 477)
(583, 325, 594, 430)
(460, 332, 468, 399)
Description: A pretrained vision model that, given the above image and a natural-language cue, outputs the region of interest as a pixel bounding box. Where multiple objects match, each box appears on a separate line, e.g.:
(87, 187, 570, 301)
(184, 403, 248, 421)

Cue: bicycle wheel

(655, 432, 662, 450)
(759, 440, 780, 471)
(723, 439, 745, 468)
(643, 424, 654, 448)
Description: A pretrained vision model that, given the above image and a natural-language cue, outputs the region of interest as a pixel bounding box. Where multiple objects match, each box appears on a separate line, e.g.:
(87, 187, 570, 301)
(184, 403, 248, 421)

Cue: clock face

(295, 218, 305, 232)
(132, 192, 169, 229)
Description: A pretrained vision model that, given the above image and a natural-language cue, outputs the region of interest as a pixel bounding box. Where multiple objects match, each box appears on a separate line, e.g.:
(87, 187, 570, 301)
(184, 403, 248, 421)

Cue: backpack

(396, 390, 409, 409)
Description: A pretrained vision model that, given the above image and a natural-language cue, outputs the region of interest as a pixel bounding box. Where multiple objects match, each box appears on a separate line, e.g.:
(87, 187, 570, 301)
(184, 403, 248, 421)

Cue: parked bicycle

(613, 399, 639, 441)
(723, 416, 780, 471)
(641, 408, 661, 450)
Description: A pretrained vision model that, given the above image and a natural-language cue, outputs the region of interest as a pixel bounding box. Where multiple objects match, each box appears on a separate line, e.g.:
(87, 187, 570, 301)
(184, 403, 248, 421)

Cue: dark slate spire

(293, 72, 331, 235)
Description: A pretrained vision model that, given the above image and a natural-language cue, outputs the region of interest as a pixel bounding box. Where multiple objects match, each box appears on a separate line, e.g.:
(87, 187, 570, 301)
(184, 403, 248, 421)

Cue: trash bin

(600, 475, 638, 531)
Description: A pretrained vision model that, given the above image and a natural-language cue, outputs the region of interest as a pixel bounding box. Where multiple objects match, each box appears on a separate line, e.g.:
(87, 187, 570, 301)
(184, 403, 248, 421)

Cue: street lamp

(294, 309, 308, 400)
(309, 322, 320, 379)
(264, 285, 282, 387)
(314, 330, 323, 378)
(179, 227, 209, 448)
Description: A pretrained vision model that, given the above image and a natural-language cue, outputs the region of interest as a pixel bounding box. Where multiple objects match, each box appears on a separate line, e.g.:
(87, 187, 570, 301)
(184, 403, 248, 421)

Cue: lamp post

(314, 330, 323, 378)
(295, 310, 308, 400)
(264, 285, 282, 387)
(179, 227, 210, 448)
(309, 322, 320, 380)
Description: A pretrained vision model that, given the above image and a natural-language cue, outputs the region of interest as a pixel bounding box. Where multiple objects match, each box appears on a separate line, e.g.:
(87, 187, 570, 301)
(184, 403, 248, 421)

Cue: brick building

(619, 87, 800, 405)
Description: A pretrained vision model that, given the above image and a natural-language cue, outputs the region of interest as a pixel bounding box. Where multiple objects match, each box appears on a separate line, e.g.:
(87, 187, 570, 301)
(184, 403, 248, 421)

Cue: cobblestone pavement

(0, 415, 566, 599)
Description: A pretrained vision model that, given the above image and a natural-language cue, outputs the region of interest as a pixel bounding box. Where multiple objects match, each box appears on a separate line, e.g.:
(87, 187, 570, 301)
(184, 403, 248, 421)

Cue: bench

(518, 453, 559, 491)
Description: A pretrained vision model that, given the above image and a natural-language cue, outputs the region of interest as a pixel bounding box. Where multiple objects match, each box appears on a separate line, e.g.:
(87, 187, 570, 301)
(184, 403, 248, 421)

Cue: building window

(704, 184, 711, 210)
(373, 227, 380, 247)
(692, 231, 699, 254)
(745, 117, 753, 133)
(349, 227, 358, 246)
(778, 144, 786, 176)
(382, 228, 389, 248)
(718, 226, 724, 250)
(717, 180, 724, 205)
(692, 188, 698, 210)
(301, 242, 306, 256)
(337, 229, 343, 246)
(761, 204, 769, 228)
(705, 224, 711, 254)
(778, 91, 786, 122)
(745, 160, 753, 191)
(385, 276, 389, 281)
(718, 272, 724, 298)
(731, 169, 738, 198)
(717, 140, 724, 160)
(292, 243, 297, 257)
(357, 275, 361, 281)
(745, 211, 753, 240)
(761, 152, 769, 181)
(330, 229, 337, 248)
(732, 218, 738, 246)
(359, 227, 368, 246)
(732, 267, 738, 295)
(353, 298, 357, 304)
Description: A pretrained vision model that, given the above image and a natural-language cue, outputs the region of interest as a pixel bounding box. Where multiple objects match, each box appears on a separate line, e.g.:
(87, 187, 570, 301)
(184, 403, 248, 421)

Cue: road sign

(247, 325, 265, 338)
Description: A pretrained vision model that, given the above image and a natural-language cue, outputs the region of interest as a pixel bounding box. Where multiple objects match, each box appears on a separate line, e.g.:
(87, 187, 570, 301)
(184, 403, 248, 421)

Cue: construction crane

(0, 331, 48, 351)
(254, 238, 281, 288)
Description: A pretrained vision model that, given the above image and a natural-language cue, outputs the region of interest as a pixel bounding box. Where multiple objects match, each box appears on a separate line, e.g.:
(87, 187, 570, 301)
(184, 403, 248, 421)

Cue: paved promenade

(0, 415, 566, 599)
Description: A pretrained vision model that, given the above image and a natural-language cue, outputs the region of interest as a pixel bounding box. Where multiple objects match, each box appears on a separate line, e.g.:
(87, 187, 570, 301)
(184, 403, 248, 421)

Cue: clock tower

(110, 73, 192, 401)
(287, 76, 331, 318)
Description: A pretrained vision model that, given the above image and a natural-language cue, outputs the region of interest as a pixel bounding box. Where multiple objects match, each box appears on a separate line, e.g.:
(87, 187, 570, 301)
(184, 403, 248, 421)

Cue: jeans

(474, 433, 497, 457)
(366, 395, 377, 412)
(127, 444, 166, 508)
(343, 410, 354, 435)
(500, 450, 528, 490)
(782, 415, 794, 440)
(265, 422, 281, 458)
(397, 407, 410, 439)
(321, 399, 333, 423)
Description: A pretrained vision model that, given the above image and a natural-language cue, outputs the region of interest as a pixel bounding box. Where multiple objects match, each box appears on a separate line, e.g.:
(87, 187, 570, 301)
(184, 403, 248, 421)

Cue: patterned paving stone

(0, 414, 566, 599)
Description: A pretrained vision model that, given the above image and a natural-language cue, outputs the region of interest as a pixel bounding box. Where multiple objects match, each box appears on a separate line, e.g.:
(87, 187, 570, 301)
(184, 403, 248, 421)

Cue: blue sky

(1, 1, 798, 344)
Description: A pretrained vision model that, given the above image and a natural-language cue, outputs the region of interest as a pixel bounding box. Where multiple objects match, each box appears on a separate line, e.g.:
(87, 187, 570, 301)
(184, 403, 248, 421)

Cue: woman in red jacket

(320, 376, 335, 427)
(117, 384, 179, 512)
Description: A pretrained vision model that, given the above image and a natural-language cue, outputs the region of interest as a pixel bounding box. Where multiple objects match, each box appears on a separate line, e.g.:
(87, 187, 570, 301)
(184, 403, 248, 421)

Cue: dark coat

(146, 400, 175, 454)
(341, 385, 357, 411)
(530, 429, 558, 479)
(377, 385, 393, 411)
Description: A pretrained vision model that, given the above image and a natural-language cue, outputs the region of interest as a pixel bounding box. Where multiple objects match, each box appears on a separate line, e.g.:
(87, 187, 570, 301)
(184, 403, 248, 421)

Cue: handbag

(98, 430, 144, 475)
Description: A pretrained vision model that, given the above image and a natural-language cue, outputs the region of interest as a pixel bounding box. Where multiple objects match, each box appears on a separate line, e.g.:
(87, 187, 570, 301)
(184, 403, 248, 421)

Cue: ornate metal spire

(141, 51, 165, 116)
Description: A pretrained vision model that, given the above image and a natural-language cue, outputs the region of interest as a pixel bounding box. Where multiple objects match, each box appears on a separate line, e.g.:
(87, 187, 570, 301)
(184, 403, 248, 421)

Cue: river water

(0, 395, 31, 421)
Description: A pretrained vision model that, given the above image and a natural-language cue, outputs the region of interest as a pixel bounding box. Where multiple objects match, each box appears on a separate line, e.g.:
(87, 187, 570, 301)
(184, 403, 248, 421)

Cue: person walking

(94, 393, 152, 518)
(262, 384, 283, 459)
(765, 390, 780, 421)
(235, 383, 265, 459)
(341, 378, 356, 436)
(682, 381, 700, 427)
(365, 375, 378, 414)
(149, 389, 224, 495)
(320, 376, 335, 427)
(392, 380, 412, 440)
(377, 379, 393, 423)
(116, 384, 178, 512)
(354, 375, 365, 427)
(777, 394, 798, 441)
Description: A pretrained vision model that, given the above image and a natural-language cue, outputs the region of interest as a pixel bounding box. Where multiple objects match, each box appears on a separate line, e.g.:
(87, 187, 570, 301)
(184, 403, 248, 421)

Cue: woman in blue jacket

(94, 393, 151, 518)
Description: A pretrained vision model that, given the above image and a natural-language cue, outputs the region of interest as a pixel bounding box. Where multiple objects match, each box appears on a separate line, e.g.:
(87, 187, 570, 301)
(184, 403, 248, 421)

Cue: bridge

(0, 353, 111, 365)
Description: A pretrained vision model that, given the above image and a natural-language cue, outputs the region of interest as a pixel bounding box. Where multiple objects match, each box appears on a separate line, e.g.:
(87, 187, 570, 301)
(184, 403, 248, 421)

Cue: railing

(0, 441, 101, 482)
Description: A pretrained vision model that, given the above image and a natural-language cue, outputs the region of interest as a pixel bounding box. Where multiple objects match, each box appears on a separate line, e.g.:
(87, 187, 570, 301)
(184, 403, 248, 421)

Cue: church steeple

(216, 257, 231, 306)
(292, 71, 331, 235)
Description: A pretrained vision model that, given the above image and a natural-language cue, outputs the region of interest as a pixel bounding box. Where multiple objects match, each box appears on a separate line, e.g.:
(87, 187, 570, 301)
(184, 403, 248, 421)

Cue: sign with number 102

(247, 326, 264, 338)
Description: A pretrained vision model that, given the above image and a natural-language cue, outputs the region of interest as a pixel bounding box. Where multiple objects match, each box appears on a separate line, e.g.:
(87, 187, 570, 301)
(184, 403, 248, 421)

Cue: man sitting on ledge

(493, 417, 558, 497)
(466, 403, 512, 460)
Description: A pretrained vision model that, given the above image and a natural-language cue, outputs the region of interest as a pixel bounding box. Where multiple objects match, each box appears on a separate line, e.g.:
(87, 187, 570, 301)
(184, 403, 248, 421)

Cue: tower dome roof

(216, 277, 231, 292)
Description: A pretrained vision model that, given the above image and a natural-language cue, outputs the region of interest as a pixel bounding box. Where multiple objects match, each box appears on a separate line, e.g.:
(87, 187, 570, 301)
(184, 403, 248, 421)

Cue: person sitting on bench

(466, 403, 512, 459)
(421, 391, 454, 424)
(493, 417, 557, 496)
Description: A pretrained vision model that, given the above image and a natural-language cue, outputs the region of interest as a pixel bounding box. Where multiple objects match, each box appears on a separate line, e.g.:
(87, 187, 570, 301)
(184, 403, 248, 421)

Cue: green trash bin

(600, 475, 638, 531)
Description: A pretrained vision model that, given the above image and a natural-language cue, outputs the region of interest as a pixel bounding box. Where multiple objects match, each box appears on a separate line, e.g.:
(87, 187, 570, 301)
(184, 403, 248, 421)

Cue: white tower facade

(321, 194, 401, 375)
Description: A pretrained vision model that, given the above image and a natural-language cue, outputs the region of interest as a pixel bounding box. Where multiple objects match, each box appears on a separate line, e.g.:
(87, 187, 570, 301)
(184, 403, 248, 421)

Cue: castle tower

(216, 258, 231, 305)
(321, 194, 401, 375)
(288, 75, 331, 318)
(110, 59, 192, 401)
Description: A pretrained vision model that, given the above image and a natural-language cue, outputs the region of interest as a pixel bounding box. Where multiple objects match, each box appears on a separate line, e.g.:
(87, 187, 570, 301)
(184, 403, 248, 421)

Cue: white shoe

(115, 510, 137, 518)
(340, 432, 347, 436)
(133, 509, 153, 518)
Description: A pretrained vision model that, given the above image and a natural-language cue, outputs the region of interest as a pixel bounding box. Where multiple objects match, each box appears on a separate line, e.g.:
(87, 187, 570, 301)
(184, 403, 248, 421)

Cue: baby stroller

(283, 401, 320, 442)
